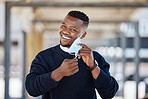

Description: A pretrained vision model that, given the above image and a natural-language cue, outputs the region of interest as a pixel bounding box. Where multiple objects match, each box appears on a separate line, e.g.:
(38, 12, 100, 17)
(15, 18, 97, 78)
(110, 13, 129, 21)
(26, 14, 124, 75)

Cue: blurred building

(0, 0, 148, 99)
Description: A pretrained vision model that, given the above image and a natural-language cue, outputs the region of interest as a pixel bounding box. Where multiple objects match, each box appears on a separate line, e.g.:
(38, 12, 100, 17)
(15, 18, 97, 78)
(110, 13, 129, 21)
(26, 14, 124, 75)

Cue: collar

(60, 45, 70, 54)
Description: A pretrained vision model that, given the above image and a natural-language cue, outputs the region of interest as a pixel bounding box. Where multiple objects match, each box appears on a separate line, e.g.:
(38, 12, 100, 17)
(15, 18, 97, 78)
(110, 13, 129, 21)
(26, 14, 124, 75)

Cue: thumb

(64, 59, 70, 62)
(77, 54, 81, 59)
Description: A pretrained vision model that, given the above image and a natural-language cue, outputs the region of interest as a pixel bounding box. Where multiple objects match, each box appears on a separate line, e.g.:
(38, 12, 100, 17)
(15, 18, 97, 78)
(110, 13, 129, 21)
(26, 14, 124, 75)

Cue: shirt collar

(60, 45, 70, 53)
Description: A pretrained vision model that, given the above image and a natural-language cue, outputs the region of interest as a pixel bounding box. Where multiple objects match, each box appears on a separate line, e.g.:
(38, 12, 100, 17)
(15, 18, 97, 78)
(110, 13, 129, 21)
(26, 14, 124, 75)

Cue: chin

(60, 41, 71, 48)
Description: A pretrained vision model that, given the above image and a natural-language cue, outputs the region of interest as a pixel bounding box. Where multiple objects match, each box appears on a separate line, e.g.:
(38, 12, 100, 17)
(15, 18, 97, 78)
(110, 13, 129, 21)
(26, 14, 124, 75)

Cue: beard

(60, 40, 71, 48)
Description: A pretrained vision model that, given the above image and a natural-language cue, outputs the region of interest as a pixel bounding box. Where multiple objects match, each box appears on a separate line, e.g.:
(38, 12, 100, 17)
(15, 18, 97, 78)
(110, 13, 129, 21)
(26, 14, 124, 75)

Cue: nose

(62, 28, 71, 35)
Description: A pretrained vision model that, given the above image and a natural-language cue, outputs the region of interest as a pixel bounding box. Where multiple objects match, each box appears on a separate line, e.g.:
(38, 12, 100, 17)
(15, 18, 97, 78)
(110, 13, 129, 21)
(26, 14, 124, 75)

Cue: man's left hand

(77, 43, 94, 68)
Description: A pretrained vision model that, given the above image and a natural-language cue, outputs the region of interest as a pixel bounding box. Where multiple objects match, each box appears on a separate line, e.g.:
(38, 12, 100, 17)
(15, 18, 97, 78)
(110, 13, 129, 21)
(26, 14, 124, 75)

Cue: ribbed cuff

(40, 72, 60, 89)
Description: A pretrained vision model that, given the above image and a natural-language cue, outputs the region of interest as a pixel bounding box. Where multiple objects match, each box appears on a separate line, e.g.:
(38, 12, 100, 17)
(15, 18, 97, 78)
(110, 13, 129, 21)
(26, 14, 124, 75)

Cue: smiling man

(25, 10, 119, 99)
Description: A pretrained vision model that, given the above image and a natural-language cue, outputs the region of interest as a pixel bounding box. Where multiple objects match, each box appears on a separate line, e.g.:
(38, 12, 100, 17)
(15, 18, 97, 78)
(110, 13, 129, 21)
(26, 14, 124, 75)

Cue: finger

(72, 67, 79, 74)
(79, 49, 90, 55)
(68, 65, 78, 70)
(79, 47, 91, 54)
(77, 53, 87, 58)
(71, 65, 78, 69)
(71, 61, 78, 67)
(77, 54, 81, 59)
(77, 43, 88, 48)
(79, 52, 90, 56)
(79, 50, 90, 54)
(79, 48, 90, 52)
(64, 59, 70, 62)
(68, 58, 78, 63)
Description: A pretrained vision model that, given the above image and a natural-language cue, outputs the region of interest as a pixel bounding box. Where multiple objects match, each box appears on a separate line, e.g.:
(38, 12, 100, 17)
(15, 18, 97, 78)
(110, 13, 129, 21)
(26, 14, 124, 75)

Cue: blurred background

(0, 0, 148, 99)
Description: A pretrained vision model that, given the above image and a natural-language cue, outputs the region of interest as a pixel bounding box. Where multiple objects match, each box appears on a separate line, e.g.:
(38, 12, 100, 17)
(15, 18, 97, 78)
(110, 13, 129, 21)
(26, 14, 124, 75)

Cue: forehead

(63, 15, 84, 27)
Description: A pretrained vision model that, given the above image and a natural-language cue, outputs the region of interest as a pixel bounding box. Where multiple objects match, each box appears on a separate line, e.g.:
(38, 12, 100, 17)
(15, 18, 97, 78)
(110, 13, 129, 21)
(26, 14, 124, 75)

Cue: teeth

(62, 35, 70, 39)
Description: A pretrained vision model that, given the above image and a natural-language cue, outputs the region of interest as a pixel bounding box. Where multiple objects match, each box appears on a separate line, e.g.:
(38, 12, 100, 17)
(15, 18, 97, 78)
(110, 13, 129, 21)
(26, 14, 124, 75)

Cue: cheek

(72, 35, 79, 40)
(70, 37, 77, 44)
(59, 27, 62, 32)
(59, 28, 63, 35)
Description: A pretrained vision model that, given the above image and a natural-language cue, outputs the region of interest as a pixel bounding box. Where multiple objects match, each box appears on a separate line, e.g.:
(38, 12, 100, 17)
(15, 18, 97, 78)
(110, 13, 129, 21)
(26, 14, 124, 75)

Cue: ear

(80, 32, 87, 39)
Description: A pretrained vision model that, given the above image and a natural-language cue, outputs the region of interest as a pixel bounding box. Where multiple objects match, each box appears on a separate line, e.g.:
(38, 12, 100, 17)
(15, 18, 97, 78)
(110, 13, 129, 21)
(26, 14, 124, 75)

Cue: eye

(70, 29, 77, 33)
(61, 25, 66, 28)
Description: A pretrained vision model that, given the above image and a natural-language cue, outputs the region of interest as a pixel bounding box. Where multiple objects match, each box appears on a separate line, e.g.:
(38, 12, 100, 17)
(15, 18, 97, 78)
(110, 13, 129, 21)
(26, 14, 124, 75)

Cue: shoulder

(38, 45, 59, 56)
(32, 45, 59, 64)
(92, 51, 103, 59)
(33, 45, 60, 61)
(92, 51, 109, 66)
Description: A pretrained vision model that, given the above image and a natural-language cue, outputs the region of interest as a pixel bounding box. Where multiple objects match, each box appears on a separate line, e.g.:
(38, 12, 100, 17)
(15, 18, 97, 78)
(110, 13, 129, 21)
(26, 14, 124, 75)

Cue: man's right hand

(50, 58, 79, 81)
(59, 58, 79, 76)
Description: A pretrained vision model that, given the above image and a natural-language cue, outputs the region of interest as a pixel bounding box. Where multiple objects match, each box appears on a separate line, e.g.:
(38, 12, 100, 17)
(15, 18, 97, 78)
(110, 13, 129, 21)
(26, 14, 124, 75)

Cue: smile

(62, 34, 71, 40)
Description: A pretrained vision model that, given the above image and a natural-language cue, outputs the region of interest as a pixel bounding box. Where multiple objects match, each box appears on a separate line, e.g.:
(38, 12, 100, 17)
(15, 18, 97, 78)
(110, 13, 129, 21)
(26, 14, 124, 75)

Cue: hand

(77, 43, 94, 68)
(59, 58, 79, 76)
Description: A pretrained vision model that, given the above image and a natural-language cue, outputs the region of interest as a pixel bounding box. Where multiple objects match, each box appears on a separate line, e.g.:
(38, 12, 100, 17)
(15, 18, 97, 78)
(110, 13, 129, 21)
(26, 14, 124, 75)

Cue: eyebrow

(62, 22, 79, 30)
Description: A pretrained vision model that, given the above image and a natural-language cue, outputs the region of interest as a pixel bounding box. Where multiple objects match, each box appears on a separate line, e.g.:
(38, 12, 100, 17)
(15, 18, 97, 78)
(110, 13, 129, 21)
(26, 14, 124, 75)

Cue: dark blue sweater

(25, 45, 118, 99)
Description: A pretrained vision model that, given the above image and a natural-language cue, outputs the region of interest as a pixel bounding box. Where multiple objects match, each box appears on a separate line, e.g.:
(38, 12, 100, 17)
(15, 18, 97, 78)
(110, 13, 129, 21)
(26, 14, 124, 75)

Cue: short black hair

(67, 10, 89, 27)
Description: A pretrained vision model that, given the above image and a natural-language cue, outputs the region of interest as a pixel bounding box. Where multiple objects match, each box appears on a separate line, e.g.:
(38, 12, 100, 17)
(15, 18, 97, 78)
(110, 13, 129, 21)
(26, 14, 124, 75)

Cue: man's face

(59, 15, 86, 48)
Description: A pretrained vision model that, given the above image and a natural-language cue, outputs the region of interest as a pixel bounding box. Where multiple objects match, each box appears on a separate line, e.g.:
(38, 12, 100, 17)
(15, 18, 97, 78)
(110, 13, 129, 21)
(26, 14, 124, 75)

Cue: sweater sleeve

(93, 51, 119, 99)
(25, 53, 59, 97)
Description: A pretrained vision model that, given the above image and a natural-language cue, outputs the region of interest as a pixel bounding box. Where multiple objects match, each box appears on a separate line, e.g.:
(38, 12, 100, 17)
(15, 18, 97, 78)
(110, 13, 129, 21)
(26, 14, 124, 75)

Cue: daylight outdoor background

(0, 0, 148, 99)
